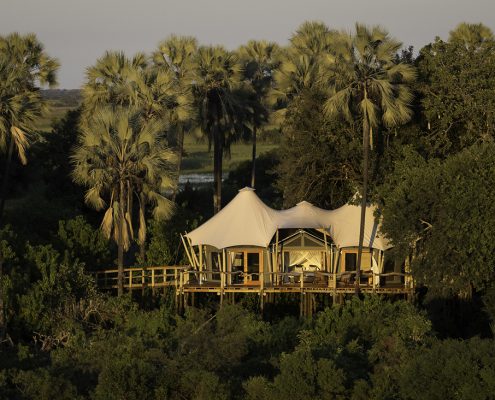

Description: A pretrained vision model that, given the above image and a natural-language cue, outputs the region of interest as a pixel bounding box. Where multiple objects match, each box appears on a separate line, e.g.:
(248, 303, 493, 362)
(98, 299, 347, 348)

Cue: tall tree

(270, 21, 341, 126)
(152, 35, 197, 200)
(417, 23, 495, 157)
(81, 51, 147, 116)
(323, 24, 415, 292)
(0, 34, 57, 339)
(72, 109, 175, 296)
(0, 33, 59, 227)
(238, 40, 279, 188)
(379, 143, 495, 298)
(448, 22, 494, 50)
(192, 46, 241, 214)
(82, 51, 187, 263)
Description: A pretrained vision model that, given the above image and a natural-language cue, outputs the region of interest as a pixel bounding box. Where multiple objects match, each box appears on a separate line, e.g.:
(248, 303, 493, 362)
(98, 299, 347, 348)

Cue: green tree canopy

(0, 33, 59, 225)
(192, 45, 242, 213)
(322, 23, 416, 290)
(72, 109, 176, 295)
(417, 23, 495, 157)
(379, 143, 495, 296)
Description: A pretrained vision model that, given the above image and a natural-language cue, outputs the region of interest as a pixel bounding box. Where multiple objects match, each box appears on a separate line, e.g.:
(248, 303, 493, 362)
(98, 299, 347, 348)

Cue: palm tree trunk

(251, 125, 257, 188)
(0, 136, 15, 228)
(356, 118, 370, 295)
(139, 191, 146, 264)
(117, 180, 125, 297)
(213, 122, 223, 214)
(172, 124, 184, 202)
(0, 256, 5, 341)
(213, 101, 223, 215)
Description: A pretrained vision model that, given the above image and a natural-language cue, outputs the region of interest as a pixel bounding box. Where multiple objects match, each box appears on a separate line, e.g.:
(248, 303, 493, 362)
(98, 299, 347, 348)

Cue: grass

(38, 101, 280, 175)
(37, 101, 77, 132)
(181, 135, 279, 175)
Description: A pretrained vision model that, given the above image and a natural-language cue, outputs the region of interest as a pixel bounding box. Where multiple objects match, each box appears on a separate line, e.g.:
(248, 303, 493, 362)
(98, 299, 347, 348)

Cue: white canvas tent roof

(325, 203, 390, 250)
(186, 187, 392, 250)
(186, 187, 279, 249)
(277, 201, 333, 229)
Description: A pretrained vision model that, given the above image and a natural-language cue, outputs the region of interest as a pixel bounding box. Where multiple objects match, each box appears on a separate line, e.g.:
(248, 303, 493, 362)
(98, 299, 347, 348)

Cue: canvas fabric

(186, 187, 392, 251)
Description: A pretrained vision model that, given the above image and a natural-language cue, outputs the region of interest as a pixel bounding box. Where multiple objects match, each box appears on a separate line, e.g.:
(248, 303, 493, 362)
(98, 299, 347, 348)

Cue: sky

(2, 0, 495, 88)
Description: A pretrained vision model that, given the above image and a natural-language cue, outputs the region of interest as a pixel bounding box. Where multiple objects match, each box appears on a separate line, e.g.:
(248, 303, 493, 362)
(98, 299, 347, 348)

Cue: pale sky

(2, 0, 494, 88)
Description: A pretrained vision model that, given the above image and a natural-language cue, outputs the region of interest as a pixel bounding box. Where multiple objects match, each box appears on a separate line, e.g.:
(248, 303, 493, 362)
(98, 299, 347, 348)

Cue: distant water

(178, 173, 227, 188)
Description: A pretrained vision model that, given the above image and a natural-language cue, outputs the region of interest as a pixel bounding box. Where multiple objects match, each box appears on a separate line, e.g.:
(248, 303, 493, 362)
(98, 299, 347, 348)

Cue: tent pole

(275, 229, 279, 285)
(199, 245, 203, 284)
(270, 245, 274, 286)
(180, 234, 195, 268)
(186, 234, 200, 268)
(323, 232, 329, 286)
(216, 253, 221, 283)
(221, 249, 226, 304)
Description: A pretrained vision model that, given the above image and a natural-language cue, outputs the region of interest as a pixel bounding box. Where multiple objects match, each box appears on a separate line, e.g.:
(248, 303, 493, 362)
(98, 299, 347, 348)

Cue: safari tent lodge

(180, 188, 413, 301)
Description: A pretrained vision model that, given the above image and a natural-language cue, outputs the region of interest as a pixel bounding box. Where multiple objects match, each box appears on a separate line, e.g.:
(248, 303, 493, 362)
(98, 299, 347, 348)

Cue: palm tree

(290, 21, 338, 57)
(323, 24, 416, 292)
(449, 23, 494, 50)
(192, 46, 241, 214)
(81, 51, 147, 117)
(270, 21, 340, 125)
(152, 35, 197, 200)
(0, 33, 57, 340)
(82, 51, 189, 263)
(72, 109, 175, 296)
(238, 40, 279, 188)
(0, 33, 59, 227)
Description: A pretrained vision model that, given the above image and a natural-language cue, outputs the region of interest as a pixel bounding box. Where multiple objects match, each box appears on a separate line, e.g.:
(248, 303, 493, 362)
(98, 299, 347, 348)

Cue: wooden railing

(95, 266, 412, 292)
(183, 269, 412, 291)
(95, 265, 189, 290)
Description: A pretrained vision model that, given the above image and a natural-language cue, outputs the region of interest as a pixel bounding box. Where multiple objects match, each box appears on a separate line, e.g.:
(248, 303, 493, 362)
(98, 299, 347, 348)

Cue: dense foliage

(1, 21, 495, 400)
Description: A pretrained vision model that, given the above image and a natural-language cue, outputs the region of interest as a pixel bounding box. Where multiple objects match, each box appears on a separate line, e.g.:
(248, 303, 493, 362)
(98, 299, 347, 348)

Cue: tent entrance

(229, 249, 263, 285)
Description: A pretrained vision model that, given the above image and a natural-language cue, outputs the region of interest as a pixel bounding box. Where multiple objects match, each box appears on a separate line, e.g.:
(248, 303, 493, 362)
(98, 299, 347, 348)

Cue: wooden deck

(95, 266, 413, 296)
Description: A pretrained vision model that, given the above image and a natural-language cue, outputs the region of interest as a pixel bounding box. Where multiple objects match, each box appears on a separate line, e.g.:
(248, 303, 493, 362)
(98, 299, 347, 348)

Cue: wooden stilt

(300, 292, 304, 318)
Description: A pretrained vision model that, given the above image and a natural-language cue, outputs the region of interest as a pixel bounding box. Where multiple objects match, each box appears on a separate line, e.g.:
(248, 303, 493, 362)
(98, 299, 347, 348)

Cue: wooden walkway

(95, 266, 413, 316)
(95, 266, 413, 295)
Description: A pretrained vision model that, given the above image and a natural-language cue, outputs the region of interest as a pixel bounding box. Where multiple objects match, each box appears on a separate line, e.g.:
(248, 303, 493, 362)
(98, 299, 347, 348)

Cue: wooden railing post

(179, 270, 184, 294)
(174, 269, 178, 294)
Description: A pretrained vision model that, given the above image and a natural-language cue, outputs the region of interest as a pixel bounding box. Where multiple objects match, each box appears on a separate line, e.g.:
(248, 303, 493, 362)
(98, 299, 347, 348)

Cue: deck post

(141, 268, 146, 296)
(300, 292, 304, 318)
(181, 270, 186, 313)
(174, 269, 179, 309)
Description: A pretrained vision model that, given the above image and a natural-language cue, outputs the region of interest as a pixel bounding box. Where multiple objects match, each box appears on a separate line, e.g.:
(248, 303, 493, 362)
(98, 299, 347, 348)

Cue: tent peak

(296, 200, 314, 207)
(239, 187, 255, 193)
